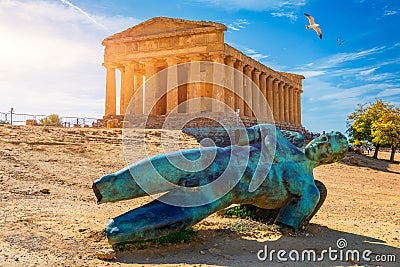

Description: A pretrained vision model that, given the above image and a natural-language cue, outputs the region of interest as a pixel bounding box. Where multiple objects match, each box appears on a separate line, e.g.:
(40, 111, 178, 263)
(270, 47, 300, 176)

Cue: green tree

(40, 114, 61, 126)
(347, 103, 369, 142)
(347, 100, 391, 159)
(371, 106, 400, 162)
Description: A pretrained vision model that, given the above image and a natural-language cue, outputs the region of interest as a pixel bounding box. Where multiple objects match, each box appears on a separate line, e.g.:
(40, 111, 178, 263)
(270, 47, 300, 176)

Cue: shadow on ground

(340, 152, 400, 175)
(106, 224, 399, 267)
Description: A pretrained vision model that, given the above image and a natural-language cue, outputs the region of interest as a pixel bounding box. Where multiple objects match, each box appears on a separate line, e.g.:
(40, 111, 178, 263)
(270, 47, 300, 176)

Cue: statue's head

(305, 131, 348, 165)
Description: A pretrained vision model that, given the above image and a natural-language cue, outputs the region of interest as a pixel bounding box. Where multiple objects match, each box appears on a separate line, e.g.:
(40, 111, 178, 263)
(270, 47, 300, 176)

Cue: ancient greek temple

(102, 17, 304, 130)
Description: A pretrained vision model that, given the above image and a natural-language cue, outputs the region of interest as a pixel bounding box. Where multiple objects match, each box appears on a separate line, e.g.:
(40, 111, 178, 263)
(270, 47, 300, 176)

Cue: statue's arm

(274, 177, 320, 230)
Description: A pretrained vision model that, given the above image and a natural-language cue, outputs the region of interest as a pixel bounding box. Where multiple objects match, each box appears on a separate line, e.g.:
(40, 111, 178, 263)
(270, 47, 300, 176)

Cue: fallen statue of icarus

(92, 124, 347, 245)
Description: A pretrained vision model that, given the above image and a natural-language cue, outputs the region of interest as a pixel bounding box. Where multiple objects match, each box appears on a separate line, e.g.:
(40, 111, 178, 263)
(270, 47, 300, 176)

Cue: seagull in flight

(304, 13, 322, 39)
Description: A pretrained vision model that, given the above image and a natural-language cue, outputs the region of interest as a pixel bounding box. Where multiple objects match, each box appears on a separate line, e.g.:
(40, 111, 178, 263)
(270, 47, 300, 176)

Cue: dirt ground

(0, 125, 399, 267)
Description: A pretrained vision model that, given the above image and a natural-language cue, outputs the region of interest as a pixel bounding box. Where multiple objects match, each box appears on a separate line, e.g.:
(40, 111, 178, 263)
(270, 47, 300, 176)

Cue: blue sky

(0, 0, 399, 134)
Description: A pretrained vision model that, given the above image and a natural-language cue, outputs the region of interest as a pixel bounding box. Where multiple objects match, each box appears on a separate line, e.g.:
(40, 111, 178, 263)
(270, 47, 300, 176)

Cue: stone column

(118, 66, 126, 115)
(154, 63, 167, 116)
(165, 58, 179, 114)
(272, 79, 280, 122)
(243, 65, 253, 117)
(212, 53, 225, 113)
(297, 89, 303, 126)
(266, 76, 274, 119)
(293, 88, 298, 125)
(105, 66, 116, 116)
(177, 58, 189, 113)
(133, 67, 144, 115)
(143, 60, 157, 115)
(188, 55, 202, 113)
(284, 84, 290, 124)
(278, 81, 285, 124)
(224, 56, 235, 112)
(289, 86, 295, 125)
(293, 89, 297, 126)
(259, 73, 267, 119)
(203, 57, 213, 112)
(252, 69, 261, 118)
(123, 63, 135, 115)
(234, 60, 244, 116)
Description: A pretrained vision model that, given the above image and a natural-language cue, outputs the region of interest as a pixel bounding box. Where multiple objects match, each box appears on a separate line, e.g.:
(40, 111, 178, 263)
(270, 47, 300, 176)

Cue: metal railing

(59, 116, 99, 127)
(0, 111, 99, 127)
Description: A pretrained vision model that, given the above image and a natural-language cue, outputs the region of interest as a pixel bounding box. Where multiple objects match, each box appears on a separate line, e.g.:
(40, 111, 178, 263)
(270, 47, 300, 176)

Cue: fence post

(10, 107, 14, 125)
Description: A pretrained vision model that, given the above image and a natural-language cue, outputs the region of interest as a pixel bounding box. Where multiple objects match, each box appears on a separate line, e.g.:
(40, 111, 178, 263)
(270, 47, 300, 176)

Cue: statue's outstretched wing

(182, 125, 304, 148)
(182, 126, 258, 147)
(281, 130, 305, 148)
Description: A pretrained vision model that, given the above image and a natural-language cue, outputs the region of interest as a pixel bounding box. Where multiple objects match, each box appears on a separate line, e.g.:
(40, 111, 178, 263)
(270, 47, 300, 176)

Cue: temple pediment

(103, 17, 226, 44)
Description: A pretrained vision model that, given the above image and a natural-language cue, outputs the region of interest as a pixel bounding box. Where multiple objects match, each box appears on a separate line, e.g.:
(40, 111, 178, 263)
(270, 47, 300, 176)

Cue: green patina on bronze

(93, 124, 347, 245)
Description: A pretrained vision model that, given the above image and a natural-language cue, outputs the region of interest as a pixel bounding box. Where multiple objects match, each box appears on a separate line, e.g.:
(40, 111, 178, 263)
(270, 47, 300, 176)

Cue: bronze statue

(93, 124, 347, 244)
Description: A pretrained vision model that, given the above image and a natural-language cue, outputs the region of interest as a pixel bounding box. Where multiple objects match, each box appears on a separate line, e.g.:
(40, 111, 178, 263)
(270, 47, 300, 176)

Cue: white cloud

(227, 41, 270, 63)
(59, 0, 106, 29)
(227, 19, 250, 31)
(301, 81, 382, 134)
(292, 41, 400, 133)
(236, 19, 250, 25)
(318, 83, 393, 101)
(360, 67, 378, 76)
(0, 0, 140, 117)
(377, 88, 400, 97)
(297, 70, 326, 78)
(196, 0, 307, 11)
(196, 0, 306, 21)
(292, 46, 390, 76)
(244, 48, 257, 54)
(384, 10, 398, 16)
(319, 87, 367, 101)
(0, 0, 105, 71)
(243, 48, 269, 61)
(97, 15, 142, 34)
(271, 11, 297, 21)
(296, 59, 398, 85)
(321, 47, 386, 68)
(361, 73, 395, 82)
(227, 24, 240, 31)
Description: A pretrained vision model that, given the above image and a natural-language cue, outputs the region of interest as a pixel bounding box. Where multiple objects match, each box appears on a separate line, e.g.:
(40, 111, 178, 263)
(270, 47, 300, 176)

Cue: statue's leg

(93, 147, 229, 203)
(230, 181, 326, 225)
(274, 184, 320, 230)
(303, 180, 327, 223)
(105, 191, 233, 245)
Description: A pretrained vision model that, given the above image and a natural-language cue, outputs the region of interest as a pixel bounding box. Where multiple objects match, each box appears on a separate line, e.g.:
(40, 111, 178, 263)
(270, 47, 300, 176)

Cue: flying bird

(304, 13, 322, 39)
(336, 38, 346, 46)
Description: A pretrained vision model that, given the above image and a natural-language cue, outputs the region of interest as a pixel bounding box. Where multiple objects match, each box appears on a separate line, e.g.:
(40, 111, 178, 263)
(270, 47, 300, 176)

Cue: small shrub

(225, 205, 256, 219)
(40, 114, 61, 126)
